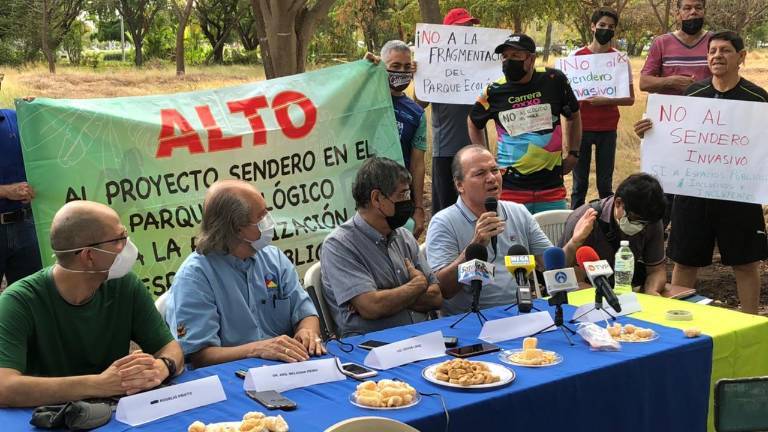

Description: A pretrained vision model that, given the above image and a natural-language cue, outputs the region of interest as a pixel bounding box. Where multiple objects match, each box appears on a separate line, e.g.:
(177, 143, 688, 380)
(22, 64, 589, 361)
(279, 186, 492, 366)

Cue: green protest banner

(16, 60, 402, 298)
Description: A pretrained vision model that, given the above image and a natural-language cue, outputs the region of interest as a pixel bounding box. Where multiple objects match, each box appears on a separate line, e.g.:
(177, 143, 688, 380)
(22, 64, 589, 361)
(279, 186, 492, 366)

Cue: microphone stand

(527, 293, 576, 346)
(569, 290, 617, 324)
(504, 273, 540, 313)
(450, 283, 488, 328)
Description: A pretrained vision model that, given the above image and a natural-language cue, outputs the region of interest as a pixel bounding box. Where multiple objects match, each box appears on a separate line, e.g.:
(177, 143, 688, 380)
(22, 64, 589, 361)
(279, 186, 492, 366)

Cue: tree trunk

(134, 35, 144, 66)
(250, 1, 275, 77)
(251, 0, 335, 79)
(41, 0, 56, 74)
(418, 0, 441, 24)
(175, 0, 195, 76)
(543, 21, 553, 62)
(513, 13, 523, 33)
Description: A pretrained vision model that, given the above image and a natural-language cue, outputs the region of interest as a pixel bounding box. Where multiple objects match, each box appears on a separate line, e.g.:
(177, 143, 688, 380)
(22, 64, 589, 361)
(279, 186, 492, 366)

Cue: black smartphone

(358, 340, 389, 350)
(245, 390, 297, 410)
(443, 336, 459, 348)
(235, 370, 247, 379)
(446, 343, 500, 358)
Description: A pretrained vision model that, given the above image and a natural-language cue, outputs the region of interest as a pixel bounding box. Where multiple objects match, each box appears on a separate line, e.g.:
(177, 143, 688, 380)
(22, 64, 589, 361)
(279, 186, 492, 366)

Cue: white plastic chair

(154, 291, 169, 318)
(303, 262, 337, 338)
(324, 416, 420, 432)
(533, 209, 573, 245)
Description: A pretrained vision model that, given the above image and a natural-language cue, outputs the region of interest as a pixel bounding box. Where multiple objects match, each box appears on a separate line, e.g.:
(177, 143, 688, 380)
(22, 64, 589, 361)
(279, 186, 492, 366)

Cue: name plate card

(478, 311, 556, 343)
(243, 358, 346, 393)
(364, 331, 445, 370)
(571, 293, 642, 323)
(116, 375, 226, 427)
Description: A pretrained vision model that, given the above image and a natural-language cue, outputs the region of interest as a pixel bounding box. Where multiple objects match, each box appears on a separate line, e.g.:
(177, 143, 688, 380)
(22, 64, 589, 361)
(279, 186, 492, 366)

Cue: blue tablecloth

(0, 301, 712, 431)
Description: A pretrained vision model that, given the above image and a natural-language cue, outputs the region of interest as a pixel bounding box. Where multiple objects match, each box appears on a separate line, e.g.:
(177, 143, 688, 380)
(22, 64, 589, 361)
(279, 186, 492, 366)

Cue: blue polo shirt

(164, 246, 318, 356)
(425, 197, 553, 315)
(0, 109, 27, 212)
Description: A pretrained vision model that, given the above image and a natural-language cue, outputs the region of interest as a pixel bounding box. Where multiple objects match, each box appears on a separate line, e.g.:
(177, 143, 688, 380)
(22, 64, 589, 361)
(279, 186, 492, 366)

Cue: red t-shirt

(574, 47, 623, 132)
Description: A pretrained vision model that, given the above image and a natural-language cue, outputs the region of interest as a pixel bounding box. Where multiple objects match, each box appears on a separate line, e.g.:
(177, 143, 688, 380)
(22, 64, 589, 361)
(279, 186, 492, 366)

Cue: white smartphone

(340, 362, 378, 379)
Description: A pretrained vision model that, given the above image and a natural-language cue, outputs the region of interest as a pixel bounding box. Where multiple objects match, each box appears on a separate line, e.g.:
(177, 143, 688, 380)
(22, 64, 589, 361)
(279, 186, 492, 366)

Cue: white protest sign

(116, 376, 226, 427)
(641, 94, 768, 204)
(478, 311, 556, 343)
(414, 23, 510, 104)
(498, 103, 553, 136)
(571, 293, 642, 323)
(243, 358, 346, 393)
(557, 51, 631, 100)
(364, 331, 445, 370)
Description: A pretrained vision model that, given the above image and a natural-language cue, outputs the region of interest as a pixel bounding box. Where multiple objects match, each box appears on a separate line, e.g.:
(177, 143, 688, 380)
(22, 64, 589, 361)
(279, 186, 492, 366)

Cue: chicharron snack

(353, 379, 418, 408)
(433, 359, 501, 386)
(188, 411, 289, 432)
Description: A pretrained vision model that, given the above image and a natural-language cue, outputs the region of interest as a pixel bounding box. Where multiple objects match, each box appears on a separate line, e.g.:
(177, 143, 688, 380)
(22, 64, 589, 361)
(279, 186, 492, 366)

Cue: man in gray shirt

(321, 157, 442, 337)
(426, 145, 592, 315)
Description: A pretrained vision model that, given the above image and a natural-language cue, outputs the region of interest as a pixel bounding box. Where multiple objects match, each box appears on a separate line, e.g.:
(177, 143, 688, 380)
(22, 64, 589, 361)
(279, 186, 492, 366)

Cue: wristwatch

(568, 150, 580, 158)
(158, 356, 177, 383)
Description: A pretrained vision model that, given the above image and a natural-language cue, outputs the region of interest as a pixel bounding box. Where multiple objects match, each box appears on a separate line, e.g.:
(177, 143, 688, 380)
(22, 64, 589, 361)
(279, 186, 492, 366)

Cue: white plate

(204, 422, 241, 431)
(349, 391, 421, 410)
(499, 349, 564, 367)
(421, 360, 515, 389)
(612, 329, 660, 343)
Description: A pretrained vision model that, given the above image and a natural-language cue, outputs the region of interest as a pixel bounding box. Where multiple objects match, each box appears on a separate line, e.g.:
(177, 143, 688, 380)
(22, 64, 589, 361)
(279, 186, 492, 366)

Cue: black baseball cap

(494, 34, 536, 54)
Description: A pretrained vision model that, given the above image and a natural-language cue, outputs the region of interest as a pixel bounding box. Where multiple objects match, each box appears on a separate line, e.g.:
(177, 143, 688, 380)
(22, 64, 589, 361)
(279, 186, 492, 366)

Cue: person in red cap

(423, 8, 481, 218)
(443, 8, 480, 26)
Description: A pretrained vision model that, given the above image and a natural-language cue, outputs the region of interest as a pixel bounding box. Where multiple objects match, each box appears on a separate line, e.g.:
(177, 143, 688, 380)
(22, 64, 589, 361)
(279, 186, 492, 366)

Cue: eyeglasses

(250, 212, 276, 231)
(73, 232, 128, 255)
(379, 189, 411, 203)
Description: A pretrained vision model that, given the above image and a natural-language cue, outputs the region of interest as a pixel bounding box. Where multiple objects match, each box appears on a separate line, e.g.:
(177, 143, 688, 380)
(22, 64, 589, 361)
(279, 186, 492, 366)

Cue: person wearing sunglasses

(559, 173, 668, 295)
(0, 200, 183, 407)
(164, 180, 324, 368)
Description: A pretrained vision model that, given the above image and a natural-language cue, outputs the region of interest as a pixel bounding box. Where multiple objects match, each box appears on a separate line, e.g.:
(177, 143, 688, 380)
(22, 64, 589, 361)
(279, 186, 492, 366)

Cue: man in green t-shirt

(0, 200, 183, 407)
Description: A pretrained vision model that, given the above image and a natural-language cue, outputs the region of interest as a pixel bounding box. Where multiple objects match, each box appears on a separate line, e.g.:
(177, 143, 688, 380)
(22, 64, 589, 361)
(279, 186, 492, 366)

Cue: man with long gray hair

(165, 180, 324, 367)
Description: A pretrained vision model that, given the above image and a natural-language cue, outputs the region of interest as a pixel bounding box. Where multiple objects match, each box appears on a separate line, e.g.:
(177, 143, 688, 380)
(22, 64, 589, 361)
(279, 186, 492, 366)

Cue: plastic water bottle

(614, 241, 634, 294)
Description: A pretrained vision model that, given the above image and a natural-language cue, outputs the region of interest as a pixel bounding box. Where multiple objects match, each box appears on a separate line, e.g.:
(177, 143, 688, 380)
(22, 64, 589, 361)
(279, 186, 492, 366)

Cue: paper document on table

(243, 358, 346, 392)
(364, 331, 445, 370)
(571, 293, 642, 323)
(479, 311, 556, 343)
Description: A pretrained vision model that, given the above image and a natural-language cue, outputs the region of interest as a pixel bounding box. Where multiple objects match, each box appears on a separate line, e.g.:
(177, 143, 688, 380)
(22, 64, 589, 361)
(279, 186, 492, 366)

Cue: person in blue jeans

(0, 108, 42, 287)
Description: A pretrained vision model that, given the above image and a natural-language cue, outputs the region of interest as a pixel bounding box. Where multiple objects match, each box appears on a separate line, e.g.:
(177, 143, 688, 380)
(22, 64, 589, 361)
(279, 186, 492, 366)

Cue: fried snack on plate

(434, 359, 499, 386)
(609, 323, 656, 342)
(353, 379, 417, 408)
(187, 411, 289, 432)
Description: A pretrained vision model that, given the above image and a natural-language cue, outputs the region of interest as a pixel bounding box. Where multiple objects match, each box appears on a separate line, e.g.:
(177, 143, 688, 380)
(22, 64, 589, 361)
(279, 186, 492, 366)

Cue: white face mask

(244, 212, 275, 252)
(616, 207, 646, 236)
(54, 237, 139, 280)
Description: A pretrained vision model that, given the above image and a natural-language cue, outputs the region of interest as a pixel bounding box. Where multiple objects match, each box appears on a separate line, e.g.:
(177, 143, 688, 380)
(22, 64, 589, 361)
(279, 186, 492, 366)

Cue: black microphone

(463, 243, 490, 312)
(576, 246, 622, 313)
(506, 244, 533, 313)
(484, 196, 498, 256)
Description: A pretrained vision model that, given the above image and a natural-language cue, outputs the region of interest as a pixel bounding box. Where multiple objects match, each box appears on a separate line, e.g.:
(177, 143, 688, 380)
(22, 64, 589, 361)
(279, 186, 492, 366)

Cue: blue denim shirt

(165, 246, 317, 356)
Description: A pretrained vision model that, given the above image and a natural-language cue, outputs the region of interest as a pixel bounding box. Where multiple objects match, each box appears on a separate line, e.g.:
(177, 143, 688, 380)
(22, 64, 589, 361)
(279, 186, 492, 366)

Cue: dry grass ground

(1, 52, 767, 311)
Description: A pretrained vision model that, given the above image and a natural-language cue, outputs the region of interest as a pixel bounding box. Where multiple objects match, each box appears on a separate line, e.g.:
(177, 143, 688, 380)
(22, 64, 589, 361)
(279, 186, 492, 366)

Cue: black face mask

(681, 17, 704, 35)
(503, 59, 527, 82)
(387, 70, 413, 92)
(595, 28, 615, 45)
(383, 199, 414, 230)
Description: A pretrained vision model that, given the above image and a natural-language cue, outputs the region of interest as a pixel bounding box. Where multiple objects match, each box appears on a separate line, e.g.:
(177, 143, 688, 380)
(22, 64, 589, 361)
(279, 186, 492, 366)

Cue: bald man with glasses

(0, 200, 183, 407)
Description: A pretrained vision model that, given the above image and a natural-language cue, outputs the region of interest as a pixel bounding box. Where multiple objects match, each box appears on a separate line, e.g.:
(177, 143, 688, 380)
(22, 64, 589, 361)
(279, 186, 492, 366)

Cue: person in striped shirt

(640, 0, 712, 231)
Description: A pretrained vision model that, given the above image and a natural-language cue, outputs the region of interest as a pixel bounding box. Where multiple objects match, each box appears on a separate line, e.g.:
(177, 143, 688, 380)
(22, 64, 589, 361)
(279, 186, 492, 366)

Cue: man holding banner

(164, 180, 324, 367)
(635, 31, 767, 314)
(570, 8, 636, 209)
(468, 34, 582, 214)
(380, 40, 427, 239)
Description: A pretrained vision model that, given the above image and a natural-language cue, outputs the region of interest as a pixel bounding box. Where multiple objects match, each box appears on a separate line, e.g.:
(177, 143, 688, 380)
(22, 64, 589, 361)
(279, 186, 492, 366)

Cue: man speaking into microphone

(426, 145, 594, 316)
